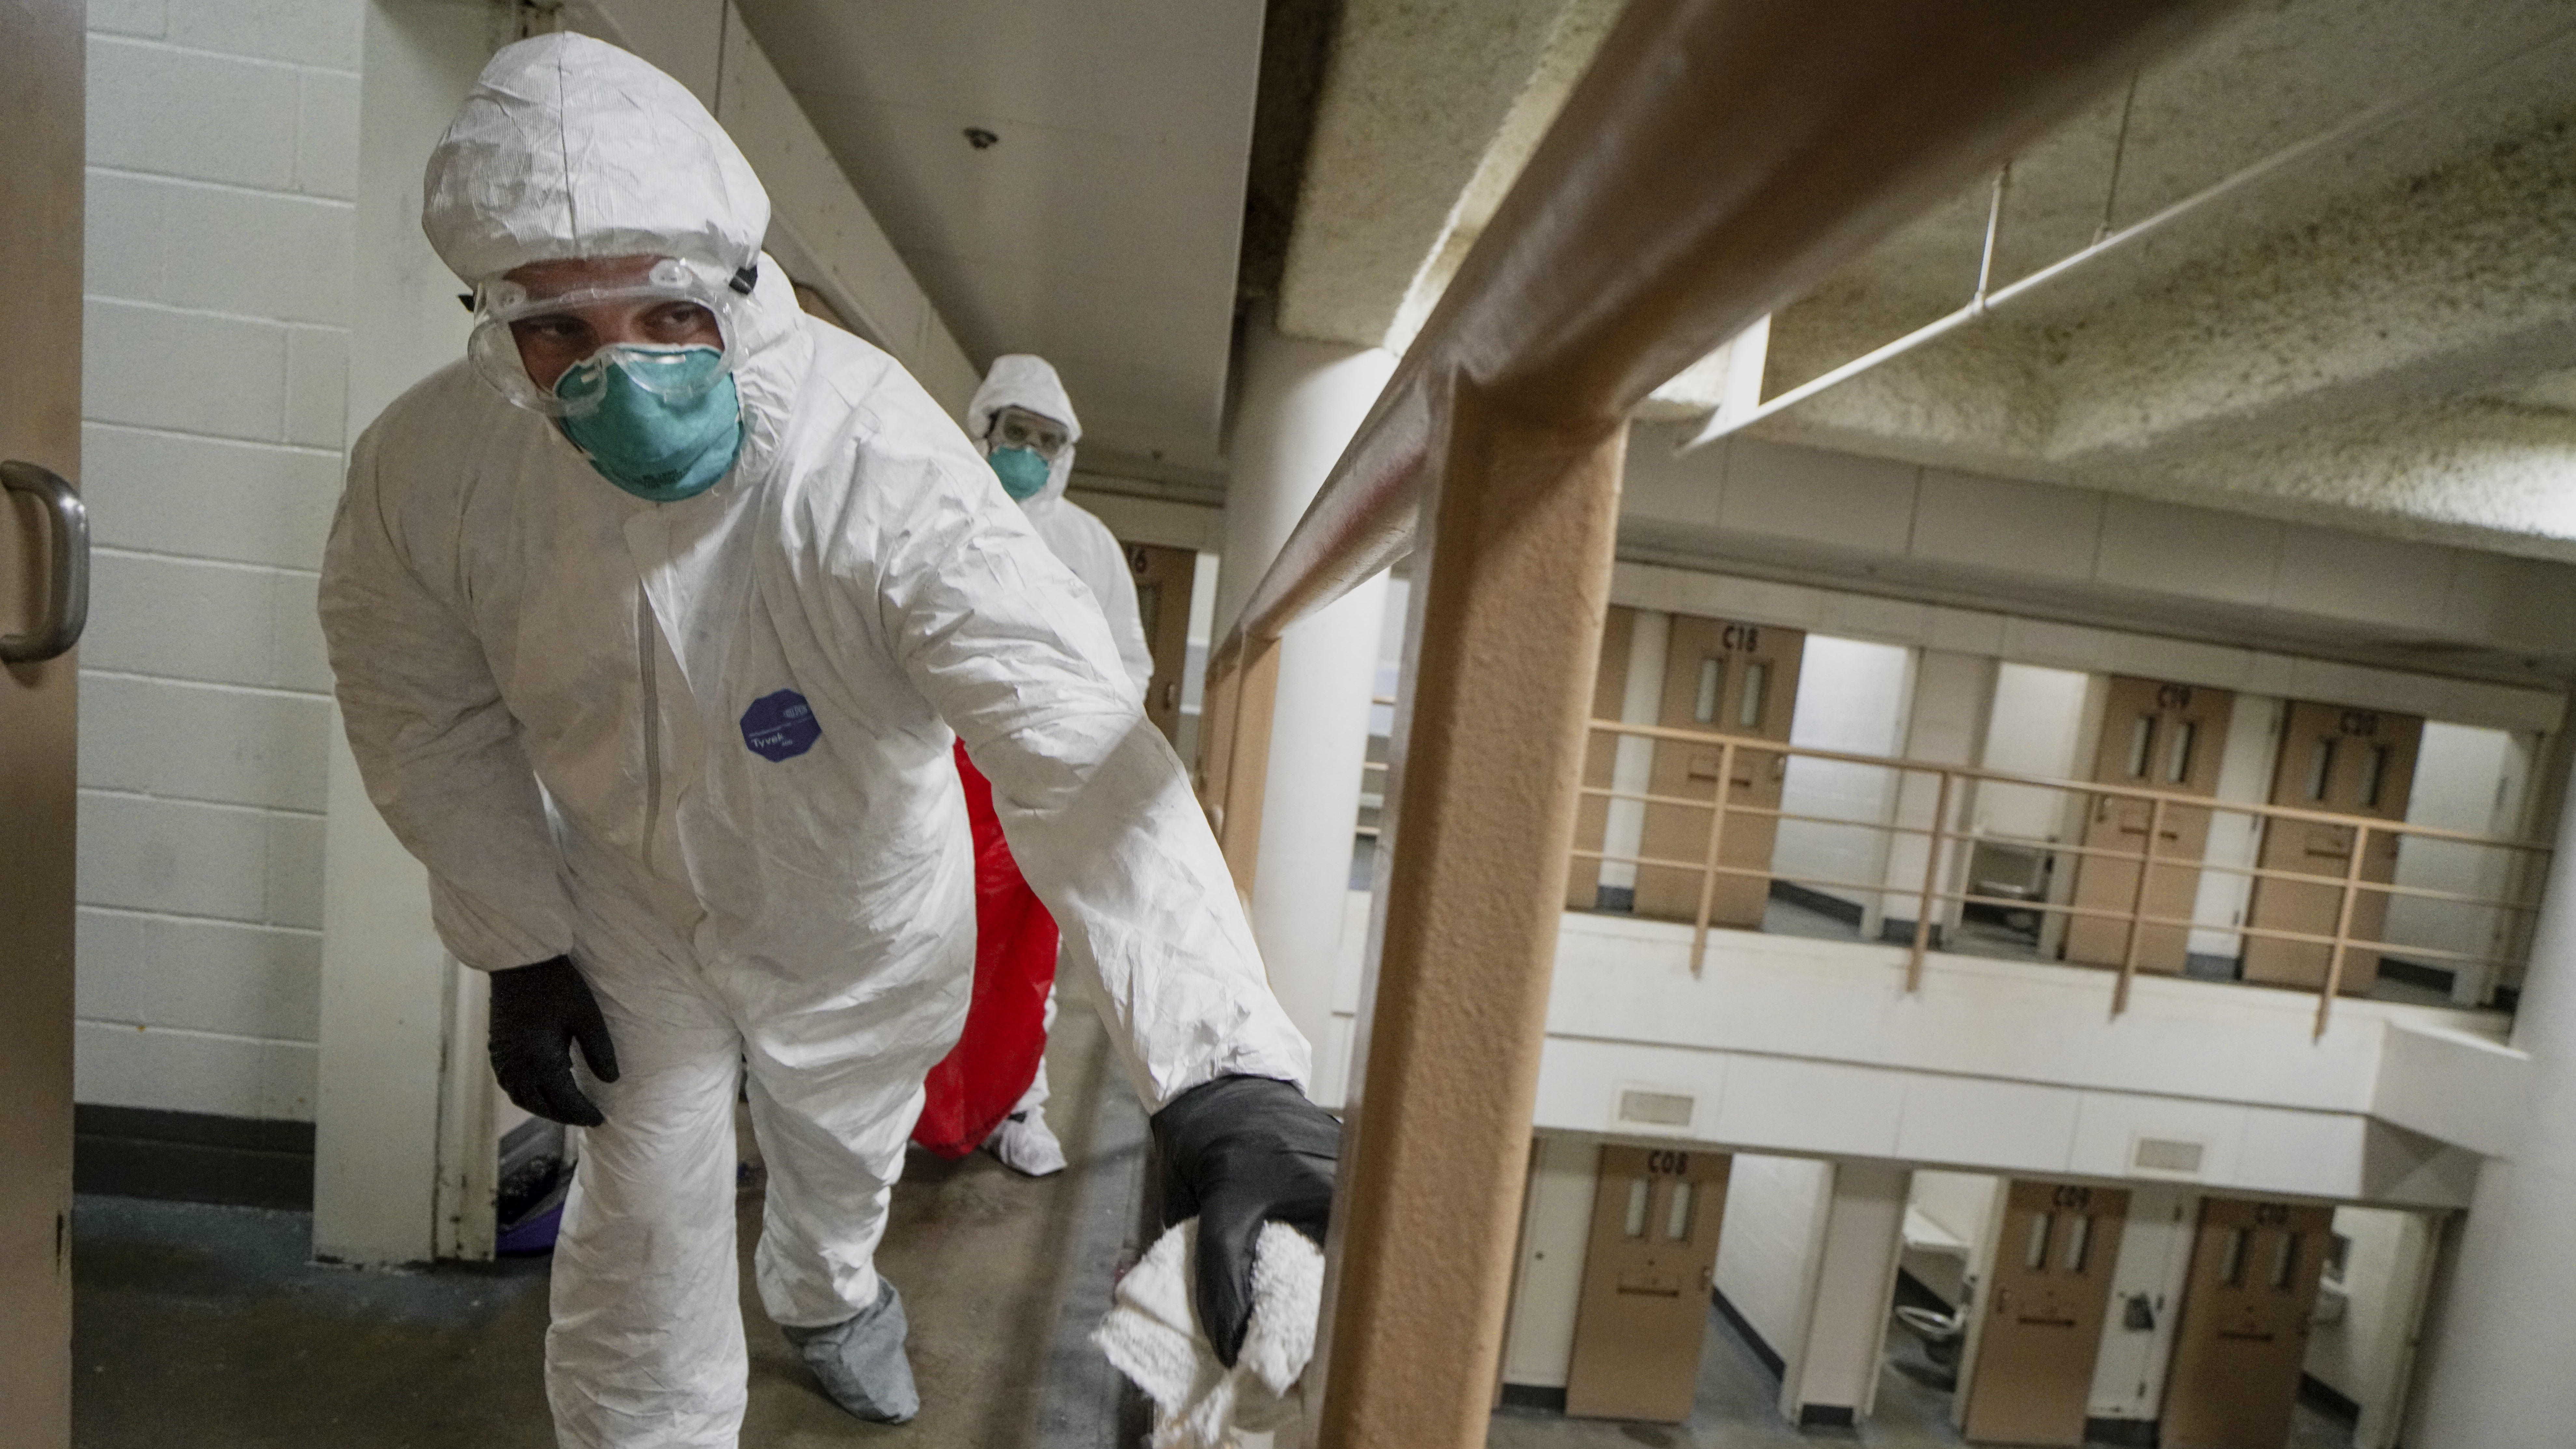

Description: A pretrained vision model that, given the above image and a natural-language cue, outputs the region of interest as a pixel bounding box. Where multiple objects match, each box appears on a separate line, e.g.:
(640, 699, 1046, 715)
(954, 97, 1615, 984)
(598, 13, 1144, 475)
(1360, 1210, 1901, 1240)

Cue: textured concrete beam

(1745, 105, 2576, 560)
(1274, 0, 1594, 349)
(2042, 116, 2576, 462)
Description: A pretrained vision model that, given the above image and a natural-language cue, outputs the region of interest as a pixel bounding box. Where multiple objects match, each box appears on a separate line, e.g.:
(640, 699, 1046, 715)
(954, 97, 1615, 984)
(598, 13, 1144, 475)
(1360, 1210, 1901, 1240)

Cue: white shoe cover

(986, 1111, 1068, 1177)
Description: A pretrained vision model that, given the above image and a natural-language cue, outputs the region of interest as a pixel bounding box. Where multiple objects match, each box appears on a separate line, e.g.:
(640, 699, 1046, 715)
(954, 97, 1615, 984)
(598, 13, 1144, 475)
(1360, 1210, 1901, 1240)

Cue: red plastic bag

(911, 741, 1061, 1158)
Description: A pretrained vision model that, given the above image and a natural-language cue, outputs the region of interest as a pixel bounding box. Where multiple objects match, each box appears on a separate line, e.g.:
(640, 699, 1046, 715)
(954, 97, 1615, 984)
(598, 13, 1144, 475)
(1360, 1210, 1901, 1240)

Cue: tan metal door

(0, 1, 87, 1442)
(1634, 617, 1803, 925)
(1961, 1181, 2130, 1447)
(2160, 1198, 2335, 1449)
(1566, 606, 1635, 908)
(1565, 1145, 1731, 1422)
(2064, 677, 2233, 973)
(1123, 542, 1198, 745)
(2240, 703, 2421, 995)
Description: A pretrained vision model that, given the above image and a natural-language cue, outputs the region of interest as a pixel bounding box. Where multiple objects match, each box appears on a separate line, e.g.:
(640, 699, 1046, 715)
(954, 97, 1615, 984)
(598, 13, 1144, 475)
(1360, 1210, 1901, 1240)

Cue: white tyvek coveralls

(319, 33, 1305, 1449)
(965, 354, 1158, 1131)
(964, 354, 1157, 702)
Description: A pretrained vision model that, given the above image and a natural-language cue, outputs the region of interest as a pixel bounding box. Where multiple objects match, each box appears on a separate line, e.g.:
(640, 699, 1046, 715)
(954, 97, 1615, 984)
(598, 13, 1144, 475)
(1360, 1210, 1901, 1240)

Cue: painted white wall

(72, 0, 372, 1121)
(2187, 693, 2285, 964)
(1523, 911, 2505, 1205)
(1615, 559, 2560, 736)
(1900, 1169, 1992, 1306)
(1910, 1169, 1996, 1247)
(1713, 1153, 1832, 1365)
(2307, 1206, 2438, 1449)
(1785, 1162, 1909, 1419)
(1620, 423, 2576, 681)
(1498, 1134, 1603, 1390)
(2386, 722, 2530, 1003)
(2414, 743, 2576, 1443)
(1596, 609, 1671, 896)
(1217, 321, 1394, 1073)
(1879, 651, 1993, 931)
(310, 0, 511, 1268)
(1975, 663, 2090, 840)
(1775, 636, 1912, 915)
(2087, 1184, 2196, 1425)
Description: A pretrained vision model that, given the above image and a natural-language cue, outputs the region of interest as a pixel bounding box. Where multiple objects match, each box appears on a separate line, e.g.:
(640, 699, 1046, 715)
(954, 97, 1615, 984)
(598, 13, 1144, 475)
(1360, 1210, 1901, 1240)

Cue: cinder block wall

(74, 0, 364, 1123)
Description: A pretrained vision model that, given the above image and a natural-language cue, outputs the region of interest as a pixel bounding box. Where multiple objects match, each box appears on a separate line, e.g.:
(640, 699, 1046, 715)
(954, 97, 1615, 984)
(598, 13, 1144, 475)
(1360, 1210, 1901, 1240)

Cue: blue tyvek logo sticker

(740, 689, 821, 762)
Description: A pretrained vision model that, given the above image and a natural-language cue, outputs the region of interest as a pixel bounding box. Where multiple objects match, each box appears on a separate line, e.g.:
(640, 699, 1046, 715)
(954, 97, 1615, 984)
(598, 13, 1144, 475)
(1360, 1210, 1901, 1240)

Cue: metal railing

(1188, 0, 2236, 1439)
(1565, 718, 2551, 1037)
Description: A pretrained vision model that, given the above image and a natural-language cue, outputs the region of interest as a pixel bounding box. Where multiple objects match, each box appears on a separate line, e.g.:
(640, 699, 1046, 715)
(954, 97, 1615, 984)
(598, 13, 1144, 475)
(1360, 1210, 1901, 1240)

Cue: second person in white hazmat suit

(965, 353, 1157, 1177)
(317, 33, 1337, 1447)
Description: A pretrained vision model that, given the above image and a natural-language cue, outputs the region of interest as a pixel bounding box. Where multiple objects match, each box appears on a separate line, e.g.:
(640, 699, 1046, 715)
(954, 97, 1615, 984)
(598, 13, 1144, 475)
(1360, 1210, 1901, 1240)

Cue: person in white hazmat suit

(318, 33, 1337, 1445)
(964, 354, 1156, 1179)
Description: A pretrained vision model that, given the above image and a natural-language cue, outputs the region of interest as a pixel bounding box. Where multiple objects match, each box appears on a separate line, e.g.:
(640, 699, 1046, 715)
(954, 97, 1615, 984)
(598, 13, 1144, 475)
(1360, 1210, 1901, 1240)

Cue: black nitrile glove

(1150, 1074, 1340, 1368)
(487, 955, 620, 1128)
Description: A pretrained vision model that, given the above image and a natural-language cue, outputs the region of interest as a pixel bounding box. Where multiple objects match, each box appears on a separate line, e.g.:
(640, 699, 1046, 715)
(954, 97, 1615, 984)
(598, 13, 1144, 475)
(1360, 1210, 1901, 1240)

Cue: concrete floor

(1490, 1303, 2355, 1449)
(70, 996, 2357, 1449)
(73, 1006, 1147, 1448)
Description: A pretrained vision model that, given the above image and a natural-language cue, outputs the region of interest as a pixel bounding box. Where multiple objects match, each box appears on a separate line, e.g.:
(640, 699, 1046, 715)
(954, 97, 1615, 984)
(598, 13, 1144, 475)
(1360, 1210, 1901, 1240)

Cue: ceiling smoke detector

(964, 127, 999, 151)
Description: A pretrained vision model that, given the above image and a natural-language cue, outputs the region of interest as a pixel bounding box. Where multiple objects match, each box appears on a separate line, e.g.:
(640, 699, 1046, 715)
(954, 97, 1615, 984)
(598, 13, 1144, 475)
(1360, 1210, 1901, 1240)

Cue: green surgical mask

(989, 446, 1050, 502)
(554, 345, 744, 503)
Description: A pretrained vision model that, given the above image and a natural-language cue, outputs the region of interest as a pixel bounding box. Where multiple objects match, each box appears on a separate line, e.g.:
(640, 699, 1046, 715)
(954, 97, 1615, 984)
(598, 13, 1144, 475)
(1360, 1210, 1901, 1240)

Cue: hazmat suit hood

(422, 32, 770, 283)
(418, 32, 809, 491)
(967, 354, 1083, 507)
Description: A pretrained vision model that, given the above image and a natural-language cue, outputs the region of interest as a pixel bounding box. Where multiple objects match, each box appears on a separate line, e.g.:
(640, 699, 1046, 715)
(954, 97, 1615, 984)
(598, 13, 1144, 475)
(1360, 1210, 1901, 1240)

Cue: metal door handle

(1, 460, 88, 663)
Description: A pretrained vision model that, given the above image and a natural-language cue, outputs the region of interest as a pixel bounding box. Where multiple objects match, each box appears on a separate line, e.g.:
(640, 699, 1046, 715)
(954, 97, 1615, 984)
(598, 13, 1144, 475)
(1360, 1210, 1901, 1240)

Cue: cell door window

(2165, 720, 2196, 784)
(2358, 745, 2388, 809)
(2268, 1233, 2301, 1292)
(2024, 1212, 2054, 1272)
(2126, 716, 2156, 778)
(1693, 658, 1724, 724)
(2062, 1213, 2094, 1274)
(1623, 1178, 1651, 1239)
(2305, 739, 2336, 801)
(1665, 1181, 1695, 1242)
(1737, 662, 1769, 730)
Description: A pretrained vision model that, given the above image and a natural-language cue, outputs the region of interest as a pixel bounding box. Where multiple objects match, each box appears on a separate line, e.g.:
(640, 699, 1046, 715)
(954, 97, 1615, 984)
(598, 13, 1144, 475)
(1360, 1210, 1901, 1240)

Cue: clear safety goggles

(986, 404, 1072, 459)
(464, 257, 755, 417)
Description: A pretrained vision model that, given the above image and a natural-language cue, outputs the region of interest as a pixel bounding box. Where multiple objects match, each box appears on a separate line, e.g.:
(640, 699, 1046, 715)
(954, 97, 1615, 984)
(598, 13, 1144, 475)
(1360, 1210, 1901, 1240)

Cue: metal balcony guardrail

(1190, 0, 2236, 1439)
(1563, 718, 2552, 1038)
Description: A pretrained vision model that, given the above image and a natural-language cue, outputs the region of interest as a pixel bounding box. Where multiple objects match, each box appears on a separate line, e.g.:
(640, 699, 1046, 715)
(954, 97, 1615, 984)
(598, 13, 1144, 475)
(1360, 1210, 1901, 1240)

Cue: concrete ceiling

(732, 0, 1266, 480)
(1732, 0, 2576, 562)
(1270, 0, 2576, 567)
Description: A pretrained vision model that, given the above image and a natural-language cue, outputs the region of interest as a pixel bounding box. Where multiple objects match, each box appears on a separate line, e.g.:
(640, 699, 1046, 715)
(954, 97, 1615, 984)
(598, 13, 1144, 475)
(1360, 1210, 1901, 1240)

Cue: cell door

(0, 1, 87, 1442)
(1564, 1146, 1732, 1422)
(2240, 703, 2421, 996)
(1123, 542, 1199, 745)
(2064, 678, 2233, 973)
(1633, 617, 1804, 926)
(2160, 1198, 2335, 1449)
(1961, 1182, 2130, 1447)
(1566, 606, 1635, 909)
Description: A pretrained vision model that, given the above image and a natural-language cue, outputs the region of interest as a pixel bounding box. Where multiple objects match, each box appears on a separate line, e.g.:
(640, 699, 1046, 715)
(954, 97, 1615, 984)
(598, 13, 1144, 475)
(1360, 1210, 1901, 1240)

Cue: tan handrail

(1200, 0, 2238, 1441)
(1567, 718, 2549, 1036)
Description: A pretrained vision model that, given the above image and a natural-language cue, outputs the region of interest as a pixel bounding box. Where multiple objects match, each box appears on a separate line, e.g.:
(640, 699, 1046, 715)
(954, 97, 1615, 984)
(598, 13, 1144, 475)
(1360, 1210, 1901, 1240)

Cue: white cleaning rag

(1093, 1219, 1324, 1449)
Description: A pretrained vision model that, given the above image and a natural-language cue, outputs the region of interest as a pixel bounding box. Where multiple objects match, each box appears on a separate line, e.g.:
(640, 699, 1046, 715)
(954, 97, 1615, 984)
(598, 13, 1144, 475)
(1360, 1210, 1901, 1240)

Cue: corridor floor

(1489, 1298, 2357, 1449)
(72, 1005, 1148, 1449)
(69, 1001, 2357, 1449)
